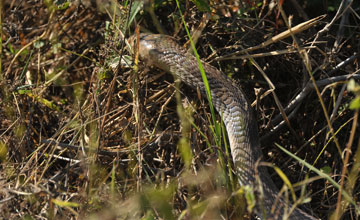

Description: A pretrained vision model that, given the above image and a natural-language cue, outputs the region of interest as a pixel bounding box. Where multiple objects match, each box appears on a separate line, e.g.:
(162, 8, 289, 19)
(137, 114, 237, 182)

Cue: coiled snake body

(133, 33, 316, 220)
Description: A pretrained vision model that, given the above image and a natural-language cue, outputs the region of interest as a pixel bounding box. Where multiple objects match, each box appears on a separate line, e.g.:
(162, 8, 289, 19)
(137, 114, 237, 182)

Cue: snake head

(128, 33, 159, 68)
(129, 34, 152, 58)
(129, 33, 189, 74)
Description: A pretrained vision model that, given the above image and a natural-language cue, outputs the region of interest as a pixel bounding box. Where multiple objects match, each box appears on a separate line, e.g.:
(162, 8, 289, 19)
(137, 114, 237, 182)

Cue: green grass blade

(276, 143, 360, 213)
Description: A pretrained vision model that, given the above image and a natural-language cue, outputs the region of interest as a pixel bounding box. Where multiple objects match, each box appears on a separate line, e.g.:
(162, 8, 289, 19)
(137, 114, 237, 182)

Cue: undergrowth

(1, 0, 360, 219)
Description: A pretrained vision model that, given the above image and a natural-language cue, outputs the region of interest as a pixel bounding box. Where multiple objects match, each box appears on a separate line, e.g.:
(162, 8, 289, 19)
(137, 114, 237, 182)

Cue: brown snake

(131, 33, 316, 220)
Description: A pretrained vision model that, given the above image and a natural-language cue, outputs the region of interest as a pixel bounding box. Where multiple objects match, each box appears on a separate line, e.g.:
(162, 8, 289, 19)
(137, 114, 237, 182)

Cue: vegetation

(1, 0, 359, 219)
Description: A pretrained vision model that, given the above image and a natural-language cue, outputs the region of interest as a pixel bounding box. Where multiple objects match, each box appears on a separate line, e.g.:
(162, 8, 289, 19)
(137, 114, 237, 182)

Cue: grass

(1, 0, 360, 219)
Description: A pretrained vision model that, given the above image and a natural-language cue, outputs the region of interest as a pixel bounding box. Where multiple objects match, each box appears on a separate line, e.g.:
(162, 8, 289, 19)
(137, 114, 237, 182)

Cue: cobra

(131, 33, 316, 220)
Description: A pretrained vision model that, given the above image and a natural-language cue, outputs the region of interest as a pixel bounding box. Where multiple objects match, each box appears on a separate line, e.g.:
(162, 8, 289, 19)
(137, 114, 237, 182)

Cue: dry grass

(1, 0, 360, 219)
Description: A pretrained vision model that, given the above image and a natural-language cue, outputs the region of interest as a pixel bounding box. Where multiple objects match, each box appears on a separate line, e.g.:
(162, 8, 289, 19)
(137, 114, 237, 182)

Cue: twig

(311, 0, 353, 53)
(270, 53, 359, 127)
(264, 73, 360, 139)
(249, 56, 300, 140)
(41, 139, 120, 156)
(329, 84, 347, 122)
(218, 46, 317, 61)
(289, 0, 309, 21)
(215, 15, 325, 61)
(334, 109, 358, 219)
(332, 0, 352, 52)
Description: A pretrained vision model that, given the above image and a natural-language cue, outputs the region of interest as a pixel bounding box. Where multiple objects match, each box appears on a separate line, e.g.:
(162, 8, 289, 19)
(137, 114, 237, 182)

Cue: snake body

(134, 33, 316, 220)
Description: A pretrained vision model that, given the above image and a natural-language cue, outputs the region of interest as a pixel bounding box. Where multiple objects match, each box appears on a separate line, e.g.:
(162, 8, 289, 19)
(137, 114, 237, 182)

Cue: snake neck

(136, 33, 316, 220)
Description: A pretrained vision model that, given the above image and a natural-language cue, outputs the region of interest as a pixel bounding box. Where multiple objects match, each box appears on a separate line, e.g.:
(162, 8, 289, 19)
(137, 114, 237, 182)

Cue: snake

(131, 33, 316, 220)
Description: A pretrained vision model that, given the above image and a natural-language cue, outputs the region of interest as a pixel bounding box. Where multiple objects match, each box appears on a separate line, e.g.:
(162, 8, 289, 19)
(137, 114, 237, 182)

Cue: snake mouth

(130, 33, 181, 72)
(129, 33, 158, 63)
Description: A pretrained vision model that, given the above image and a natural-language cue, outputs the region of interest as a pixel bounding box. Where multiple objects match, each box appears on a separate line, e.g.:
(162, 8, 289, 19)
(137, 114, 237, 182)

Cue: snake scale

(132, 33, 316, 220)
